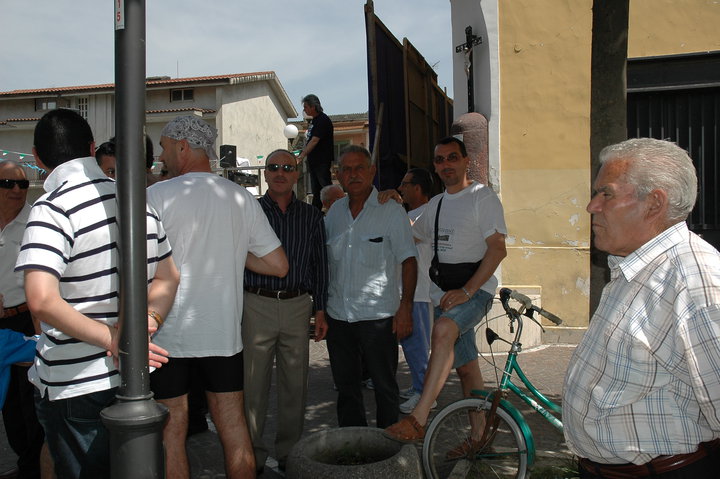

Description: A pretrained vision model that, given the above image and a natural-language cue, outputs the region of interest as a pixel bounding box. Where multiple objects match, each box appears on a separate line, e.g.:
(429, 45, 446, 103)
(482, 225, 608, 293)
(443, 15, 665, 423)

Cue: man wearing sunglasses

(0, 160, 44, 479)
(243, 149, 328, 474)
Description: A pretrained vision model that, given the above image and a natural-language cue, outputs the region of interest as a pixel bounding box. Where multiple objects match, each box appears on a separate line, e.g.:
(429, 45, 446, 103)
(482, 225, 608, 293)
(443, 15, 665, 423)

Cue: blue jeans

(399, 302, 432, 394)
(35, 387, 117, 479)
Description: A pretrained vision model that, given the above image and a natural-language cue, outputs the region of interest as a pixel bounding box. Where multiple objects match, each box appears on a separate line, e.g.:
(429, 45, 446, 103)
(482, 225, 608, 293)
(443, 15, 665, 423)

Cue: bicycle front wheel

(422, 397, 529, 479)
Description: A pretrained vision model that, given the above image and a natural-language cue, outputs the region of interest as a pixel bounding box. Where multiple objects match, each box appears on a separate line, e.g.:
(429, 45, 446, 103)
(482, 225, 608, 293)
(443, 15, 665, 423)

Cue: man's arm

(25, 270, 116, 352)
(393, 256, 417, 340)
(298, 137, 320, 161)
(439, 232, 507, 311)
(245, 246, 289, 278)
(147, 255, 180, 331)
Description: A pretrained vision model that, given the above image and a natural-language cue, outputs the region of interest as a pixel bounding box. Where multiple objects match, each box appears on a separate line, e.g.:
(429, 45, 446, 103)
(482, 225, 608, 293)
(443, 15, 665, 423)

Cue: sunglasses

(432, 152, 461, 165)
(0, 179, 30, 189)
(266, 163, 297, 173)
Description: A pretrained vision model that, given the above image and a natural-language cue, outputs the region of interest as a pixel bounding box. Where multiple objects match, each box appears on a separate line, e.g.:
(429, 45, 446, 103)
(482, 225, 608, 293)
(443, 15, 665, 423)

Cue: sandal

(383, 414, 425, 443)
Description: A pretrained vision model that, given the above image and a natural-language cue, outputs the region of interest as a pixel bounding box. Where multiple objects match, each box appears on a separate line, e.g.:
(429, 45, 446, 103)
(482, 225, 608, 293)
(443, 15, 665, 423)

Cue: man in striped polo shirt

(15, 109, 180, 479)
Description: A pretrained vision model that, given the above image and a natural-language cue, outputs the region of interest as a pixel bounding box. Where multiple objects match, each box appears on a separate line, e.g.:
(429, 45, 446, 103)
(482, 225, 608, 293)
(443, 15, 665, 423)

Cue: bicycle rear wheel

(422, 397, 528, 479)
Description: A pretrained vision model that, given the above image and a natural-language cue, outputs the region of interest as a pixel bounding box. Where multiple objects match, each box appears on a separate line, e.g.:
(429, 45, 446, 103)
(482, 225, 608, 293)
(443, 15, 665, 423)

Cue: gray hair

(338, 144, 372, 167)
(301, 94, 323, 113)
(599, 138, 697, 222)
(320, 184, 344, 204)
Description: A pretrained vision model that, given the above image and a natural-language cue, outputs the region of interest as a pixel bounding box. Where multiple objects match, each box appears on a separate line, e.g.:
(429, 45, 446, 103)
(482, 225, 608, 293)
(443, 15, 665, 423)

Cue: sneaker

(399, 392, 437, 414)
(399, 387, 415, 399)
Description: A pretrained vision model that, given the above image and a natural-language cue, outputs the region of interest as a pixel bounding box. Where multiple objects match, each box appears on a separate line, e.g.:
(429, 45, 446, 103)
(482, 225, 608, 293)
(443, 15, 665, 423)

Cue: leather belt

(244, 287, 306, 300)
(579, 438, 720, 479)
(3, 303, 29, 318)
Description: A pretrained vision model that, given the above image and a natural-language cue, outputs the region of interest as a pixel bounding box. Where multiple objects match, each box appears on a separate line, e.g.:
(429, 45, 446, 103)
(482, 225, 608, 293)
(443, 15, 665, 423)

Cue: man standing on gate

(0, 160, 44, 479)
(325, 145, 417, 429)
(243, 149, 328, 474)
(297, 94, 334, 210)
(148, 115, 288, 479)
(564, 138, 720, 478)
(385, 136, 507, 443)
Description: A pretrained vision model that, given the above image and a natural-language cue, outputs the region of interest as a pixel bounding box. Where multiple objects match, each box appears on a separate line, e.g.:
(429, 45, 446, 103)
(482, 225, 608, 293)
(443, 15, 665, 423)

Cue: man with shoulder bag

(385, 136, 507, 445)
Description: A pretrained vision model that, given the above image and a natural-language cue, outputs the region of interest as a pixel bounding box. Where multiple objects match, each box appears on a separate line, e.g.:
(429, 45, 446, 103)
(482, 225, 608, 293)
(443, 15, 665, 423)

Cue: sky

(0, 0, 454, 118)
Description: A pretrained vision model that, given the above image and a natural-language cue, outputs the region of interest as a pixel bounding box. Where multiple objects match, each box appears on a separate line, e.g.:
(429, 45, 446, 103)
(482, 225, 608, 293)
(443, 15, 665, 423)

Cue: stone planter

(286, 426, 422, 478)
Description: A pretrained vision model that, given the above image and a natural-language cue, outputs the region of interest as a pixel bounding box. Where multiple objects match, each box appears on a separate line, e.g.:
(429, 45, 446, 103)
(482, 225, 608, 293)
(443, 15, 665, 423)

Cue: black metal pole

(101, 1, 168, 477)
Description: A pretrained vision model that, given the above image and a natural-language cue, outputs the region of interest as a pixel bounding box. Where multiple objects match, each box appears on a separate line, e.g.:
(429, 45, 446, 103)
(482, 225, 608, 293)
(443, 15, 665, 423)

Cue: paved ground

(1, 341, 576, 478)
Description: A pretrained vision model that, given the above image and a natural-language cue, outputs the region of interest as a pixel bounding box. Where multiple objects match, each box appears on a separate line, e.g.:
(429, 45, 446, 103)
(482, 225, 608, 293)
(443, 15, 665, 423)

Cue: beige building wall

(629, 0, 720, 57)
(497, 0, 593, 327)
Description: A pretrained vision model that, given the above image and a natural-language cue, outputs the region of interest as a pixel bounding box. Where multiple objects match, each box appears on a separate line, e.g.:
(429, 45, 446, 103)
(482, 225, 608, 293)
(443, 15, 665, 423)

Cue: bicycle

(422, 287, 565, 479)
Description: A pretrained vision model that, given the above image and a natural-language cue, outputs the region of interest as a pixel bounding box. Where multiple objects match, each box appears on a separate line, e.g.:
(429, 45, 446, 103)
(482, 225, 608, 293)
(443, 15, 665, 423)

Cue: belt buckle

(276, 290, 283, 300)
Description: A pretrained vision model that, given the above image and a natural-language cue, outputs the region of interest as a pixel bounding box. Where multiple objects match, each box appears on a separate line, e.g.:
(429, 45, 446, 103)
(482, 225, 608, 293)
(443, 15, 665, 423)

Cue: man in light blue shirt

(325, 145, 417, 428)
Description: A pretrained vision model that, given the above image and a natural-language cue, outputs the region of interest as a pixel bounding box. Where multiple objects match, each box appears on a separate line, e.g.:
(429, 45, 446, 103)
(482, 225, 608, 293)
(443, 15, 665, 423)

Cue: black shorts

(150, 352, 244, 400)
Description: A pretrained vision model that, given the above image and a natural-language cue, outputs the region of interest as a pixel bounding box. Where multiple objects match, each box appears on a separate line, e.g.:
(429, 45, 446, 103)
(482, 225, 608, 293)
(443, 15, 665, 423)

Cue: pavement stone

(0, 341, 576, 478)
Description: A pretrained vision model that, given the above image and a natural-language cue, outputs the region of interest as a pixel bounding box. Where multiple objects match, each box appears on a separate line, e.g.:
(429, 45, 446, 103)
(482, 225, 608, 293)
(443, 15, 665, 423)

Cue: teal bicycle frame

(469, 289, 564, 467)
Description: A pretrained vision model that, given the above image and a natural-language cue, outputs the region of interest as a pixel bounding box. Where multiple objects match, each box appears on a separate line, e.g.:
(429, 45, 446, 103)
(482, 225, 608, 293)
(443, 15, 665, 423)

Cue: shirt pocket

(359, 234, 388, 269)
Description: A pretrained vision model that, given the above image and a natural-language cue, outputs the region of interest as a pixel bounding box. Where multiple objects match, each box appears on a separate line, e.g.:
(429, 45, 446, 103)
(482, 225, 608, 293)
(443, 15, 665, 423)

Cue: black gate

(627, 52, 720, 248)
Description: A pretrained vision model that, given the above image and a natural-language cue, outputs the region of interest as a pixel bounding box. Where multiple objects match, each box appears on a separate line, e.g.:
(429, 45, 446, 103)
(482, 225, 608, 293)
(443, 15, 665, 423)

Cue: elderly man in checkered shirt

(563, 138, 720, 479)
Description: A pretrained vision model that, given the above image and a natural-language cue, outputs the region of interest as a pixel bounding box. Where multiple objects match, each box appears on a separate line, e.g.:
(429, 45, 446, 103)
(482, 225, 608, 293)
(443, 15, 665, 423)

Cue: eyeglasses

(399, 181, 415, 187)
(266, 163, 297, 173)
(433, 152, 462, 165)
(0, 179, 30, 189)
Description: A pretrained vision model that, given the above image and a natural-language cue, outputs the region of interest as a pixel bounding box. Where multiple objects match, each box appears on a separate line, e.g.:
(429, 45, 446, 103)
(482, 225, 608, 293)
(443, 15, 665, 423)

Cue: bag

(429, 195, 481, 291)
(429, 259, 481, 292)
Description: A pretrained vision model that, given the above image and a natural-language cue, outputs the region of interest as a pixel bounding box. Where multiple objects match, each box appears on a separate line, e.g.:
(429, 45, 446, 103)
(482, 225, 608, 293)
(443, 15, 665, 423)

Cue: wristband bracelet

(461, 287, 472, 299)
(148, 310, 163, 327)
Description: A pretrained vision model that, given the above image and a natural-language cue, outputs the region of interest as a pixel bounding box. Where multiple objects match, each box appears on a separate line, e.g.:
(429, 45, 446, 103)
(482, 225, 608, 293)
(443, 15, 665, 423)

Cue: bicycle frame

(469, 301, 564, 460)
(499, 346, 563, 431)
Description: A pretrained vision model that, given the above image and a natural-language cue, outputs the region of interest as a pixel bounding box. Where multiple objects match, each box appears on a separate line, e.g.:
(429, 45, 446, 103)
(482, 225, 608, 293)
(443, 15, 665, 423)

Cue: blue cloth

(400, 302, 432, 393)
(35, 386, 117, 479)
(0, 329, 37, 408)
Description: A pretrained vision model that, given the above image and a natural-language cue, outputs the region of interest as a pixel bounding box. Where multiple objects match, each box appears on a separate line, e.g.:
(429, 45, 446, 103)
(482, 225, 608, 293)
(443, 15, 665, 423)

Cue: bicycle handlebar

(499, 288, 563, 325)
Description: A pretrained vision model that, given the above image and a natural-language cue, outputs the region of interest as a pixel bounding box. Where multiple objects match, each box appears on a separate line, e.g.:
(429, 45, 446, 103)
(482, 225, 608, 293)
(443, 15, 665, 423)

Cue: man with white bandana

(148, 115, 288, 479)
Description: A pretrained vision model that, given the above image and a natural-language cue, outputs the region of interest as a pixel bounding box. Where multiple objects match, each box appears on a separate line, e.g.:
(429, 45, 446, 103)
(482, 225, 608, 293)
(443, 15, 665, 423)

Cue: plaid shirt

(563, 222, 720, 464)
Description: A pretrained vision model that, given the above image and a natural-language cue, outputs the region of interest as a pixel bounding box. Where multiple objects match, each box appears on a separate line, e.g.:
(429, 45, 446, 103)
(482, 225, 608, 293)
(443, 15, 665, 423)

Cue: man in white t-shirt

(147, 115, 288, 479)
(385, 136, 507, 445)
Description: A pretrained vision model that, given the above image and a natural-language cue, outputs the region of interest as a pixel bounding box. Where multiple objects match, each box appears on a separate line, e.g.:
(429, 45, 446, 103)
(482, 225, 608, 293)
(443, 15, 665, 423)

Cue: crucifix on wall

(455, 26, 483, 113)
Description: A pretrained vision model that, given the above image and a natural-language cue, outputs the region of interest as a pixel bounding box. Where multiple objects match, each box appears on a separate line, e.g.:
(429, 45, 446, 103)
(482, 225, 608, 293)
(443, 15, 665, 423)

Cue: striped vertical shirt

(563, 222, 720, 464)
(244, 192, 328, 310)
(15, 157, 172, 400)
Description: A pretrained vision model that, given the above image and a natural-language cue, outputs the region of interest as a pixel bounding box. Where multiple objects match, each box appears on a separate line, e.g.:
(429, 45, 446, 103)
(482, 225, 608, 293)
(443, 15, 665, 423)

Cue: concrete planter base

(286, 426, 422, 478)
